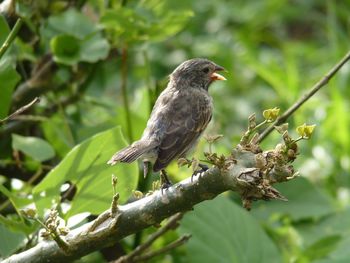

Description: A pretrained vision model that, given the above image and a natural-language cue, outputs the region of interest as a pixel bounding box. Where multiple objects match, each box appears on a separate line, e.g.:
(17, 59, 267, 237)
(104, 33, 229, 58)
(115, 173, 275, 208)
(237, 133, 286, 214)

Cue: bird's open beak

(211, 65, 227, 81)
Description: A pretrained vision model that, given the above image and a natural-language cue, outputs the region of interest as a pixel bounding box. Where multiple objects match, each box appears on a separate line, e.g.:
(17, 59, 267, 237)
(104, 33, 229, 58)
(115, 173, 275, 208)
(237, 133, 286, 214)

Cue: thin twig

(133, 234, 191, 262)
(115, 213, 184, 263)
(258, 50, 350, 142)
(12, 58, 55, 106)
(0, 97, 40, 124)
(0, 17, 23, 59)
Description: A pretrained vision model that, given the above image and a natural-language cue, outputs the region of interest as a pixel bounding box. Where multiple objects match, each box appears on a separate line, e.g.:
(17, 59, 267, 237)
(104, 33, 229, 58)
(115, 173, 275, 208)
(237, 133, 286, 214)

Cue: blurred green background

(0, 0, 349, 262)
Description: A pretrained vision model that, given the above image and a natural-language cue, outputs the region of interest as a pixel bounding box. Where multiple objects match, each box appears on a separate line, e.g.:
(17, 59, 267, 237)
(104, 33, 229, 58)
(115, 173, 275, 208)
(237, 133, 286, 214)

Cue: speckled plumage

(108, 58, 225, 176)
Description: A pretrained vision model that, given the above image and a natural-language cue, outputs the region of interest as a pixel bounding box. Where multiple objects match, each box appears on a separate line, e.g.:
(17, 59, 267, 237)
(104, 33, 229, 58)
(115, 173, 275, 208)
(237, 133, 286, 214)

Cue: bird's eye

(202, 67, 210, 73)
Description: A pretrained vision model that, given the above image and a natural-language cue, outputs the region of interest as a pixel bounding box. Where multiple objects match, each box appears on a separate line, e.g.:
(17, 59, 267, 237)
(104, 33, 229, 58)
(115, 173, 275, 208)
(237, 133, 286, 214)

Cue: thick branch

(4, 147, 291, 263)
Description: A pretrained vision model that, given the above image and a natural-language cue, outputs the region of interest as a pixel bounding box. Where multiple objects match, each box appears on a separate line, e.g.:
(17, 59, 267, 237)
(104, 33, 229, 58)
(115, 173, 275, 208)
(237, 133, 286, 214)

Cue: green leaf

(315, 258, 350, 263)
(0, 214, 35, 236)
(40, 114, 74, 158)
(0, 184, 32, 212)
(0, 61, 20, 119)
(50, 34, 81, 65)
(251, 177, 335, 221)
(32, 127, 138, 217)
(303, 235, 342, 261)
(100, 3, 193, 44)
(79, 33, 110, 63)
(179, 195, 282, 263)
(296, 209, 350, 247)
(44, 8, 97, 39)
(50, 33, 110, 65)
(0, 17, 20, 119)
(12, 134, 55, 162)
(0, 223, 26, 258)
(0, 15, 10, 44)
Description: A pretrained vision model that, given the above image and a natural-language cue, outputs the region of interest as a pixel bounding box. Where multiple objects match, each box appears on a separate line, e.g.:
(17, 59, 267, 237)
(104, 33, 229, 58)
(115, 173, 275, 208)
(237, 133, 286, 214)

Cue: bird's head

(170, 58, 226, 90)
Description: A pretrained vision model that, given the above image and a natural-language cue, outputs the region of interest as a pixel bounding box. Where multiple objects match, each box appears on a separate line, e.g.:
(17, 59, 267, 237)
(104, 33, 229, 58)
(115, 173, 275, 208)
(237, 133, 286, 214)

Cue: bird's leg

(160, 169, 172, 193)
(191, 161, 209, 182)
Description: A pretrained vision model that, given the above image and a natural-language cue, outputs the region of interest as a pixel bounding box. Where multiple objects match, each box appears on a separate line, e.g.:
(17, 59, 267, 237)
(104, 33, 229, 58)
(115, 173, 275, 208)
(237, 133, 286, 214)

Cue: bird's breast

(141, 88, 213, 141)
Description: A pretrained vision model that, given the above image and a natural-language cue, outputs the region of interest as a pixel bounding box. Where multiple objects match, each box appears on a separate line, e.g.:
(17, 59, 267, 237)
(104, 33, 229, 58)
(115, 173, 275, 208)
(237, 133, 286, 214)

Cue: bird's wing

(107, 140, 158, 165)
(153, 95, 212, 172)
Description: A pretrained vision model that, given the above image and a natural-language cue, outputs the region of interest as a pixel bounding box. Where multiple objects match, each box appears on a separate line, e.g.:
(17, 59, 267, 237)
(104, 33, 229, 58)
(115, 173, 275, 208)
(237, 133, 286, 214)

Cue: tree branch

(258, 50, 350, 142)
(4, 138, 296, 263)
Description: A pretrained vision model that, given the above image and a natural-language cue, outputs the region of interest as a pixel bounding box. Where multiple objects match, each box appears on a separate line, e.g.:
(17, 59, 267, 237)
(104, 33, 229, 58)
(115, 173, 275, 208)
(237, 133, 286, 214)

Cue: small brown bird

(108, 58, 226, 188)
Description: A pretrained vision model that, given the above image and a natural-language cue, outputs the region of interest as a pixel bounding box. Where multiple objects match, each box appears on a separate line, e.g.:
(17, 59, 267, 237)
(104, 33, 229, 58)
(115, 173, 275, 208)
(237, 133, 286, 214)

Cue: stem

(120, 47, 133, 142)
(142, 50, 154, 113)
(133, 234, 191, 262)
(0, 17, 23, 60)
(258, 50, 350, 142)
(118, 213, 183, 262)
(254, 120, 268, 131)
(0, 97, 40, 124)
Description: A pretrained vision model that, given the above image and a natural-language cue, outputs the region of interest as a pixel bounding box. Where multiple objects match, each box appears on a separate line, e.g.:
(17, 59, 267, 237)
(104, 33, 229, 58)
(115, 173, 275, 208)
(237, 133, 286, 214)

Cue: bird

(107, 58, 226, 189)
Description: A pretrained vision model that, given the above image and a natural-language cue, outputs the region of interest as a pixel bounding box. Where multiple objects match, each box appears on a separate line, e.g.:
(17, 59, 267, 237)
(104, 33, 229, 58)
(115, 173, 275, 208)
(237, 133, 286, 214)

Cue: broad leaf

(295, 208, 350, 262)
(43, 8, 97, 39)
(179, 195, 282, 263)
(79, 33, 110, 63)
(50, 33, 109, 65)
(33, 127, 138, 217)
(0, 223, 26, 258)
(12, 134, 55, 162)
(50, 34, 81, 65)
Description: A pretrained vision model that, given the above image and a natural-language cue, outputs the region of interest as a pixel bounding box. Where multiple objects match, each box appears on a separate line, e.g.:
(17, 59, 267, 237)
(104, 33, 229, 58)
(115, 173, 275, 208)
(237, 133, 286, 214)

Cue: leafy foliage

(0, 0, 349, 262)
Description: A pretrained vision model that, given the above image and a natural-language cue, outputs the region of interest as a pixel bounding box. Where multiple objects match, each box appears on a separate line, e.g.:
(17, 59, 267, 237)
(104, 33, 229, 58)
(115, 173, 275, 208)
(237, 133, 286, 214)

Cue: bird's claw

(160, 181, 172, 194)
(191, 163, 209, 182)
(160, 169, 172, 194)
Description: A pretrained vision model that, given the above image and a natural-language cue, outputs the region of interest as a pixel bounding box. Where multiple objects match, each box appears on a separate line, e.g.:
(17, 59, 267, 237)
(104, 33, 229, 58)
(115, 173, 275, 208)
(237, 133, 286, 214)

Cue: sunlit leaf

(32, 127, 138, 217)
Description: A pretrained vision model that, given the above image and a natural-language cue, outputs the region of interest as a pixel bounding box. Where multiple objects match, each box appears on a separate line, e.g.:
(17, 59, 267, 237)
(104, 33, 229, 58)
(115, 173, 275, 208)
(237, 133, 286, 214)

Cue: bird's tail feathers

(107, 140, 155, 165)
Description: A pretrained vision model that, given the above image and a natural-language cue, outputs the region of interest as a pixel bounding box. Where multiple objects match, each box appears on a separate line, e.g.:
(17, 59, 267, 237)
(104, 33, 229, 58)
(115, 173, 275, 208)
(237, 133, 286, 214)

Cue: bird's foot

(191, 163, 209, 182)
(160, 170, 172, 194)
